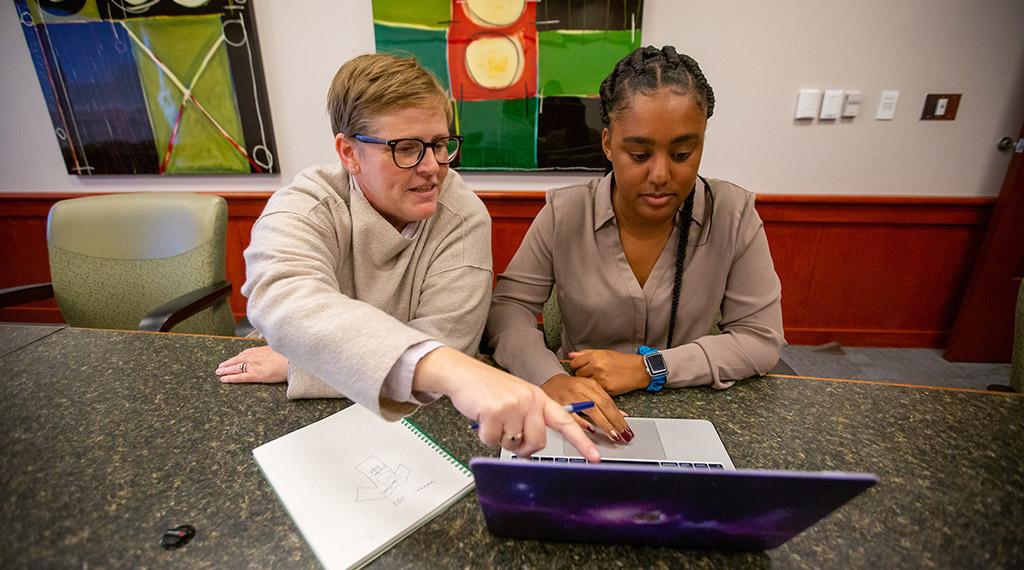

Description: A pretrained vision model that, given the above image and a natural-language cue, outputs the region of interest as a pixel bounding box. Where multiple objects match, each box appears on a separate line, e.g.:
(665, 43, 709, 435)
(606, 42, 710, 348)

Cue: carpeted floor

(778, 344, 1013, 391)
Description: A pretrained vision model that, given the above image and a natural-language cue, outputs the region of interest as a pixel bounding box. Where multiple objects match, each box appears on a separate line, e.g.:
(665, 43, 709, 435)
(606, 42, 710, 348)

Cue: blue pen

(470, 401, 595, 430)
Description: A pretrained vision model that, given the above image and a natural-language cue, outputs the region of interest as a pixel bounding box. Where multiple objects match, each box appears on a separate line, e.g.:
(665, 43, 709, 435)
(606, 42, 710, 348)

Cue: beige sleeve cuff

(285, 341, 446, 406)
(285, 363, 347, 399)
(663, 342, 736, 390)
(379, 340, 445, 406)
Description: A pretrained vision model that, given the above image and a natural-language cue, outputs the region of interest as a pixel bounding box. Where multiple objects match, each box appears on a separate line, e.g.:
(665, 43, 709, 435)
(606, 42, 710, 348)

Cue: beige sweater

(487, 174, 784, 389)
(243, 164, 492, 419)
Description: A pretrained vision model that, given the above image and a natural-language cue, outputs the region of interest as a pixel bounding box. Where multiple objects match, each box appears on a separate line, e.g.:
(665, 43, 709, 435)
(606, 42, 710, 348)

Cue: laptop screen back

(471, 458, 877, 551)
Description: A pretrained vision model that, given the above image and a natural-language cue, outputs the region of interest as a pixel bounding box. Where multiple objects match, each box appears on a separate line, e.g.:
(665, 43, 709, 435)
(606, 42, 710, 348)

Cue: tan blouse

(486, 173, 785, 390)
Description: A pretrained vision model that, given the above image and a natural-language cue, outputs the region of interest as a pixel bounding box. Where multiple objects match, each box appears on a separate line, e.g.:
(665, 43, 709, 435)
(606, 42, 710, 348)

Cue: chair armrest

(139, 281, 232, 333)
(0, 283, 55, 309)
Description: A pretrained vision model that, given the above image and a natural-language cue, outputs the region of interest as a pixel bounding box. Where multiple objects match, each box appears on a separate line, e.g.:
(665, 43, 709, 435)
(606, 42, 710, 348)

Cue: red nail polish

(584, 423, 596, 434)
(623, 428, 635, 442)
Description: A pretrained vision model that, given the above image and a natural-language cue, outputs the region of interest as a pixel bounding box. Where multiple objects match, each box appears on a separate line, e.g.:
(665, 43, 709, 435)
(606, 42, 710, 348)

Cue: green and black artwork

(373, 0, 643, 171)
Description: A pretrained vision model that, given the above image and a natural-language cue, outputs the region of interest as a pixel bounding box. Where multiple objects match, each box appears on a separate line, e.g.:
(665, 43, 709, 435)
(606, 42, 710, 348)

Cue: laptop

(498, 417, 735, 468)
(475, 418, 877, 550)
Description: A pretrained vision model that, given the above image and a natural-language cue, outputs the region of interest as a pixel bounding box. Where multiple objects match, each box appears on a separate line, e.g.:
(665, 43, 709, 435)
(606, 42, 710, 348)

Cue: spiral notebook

(252, 404, 474, 569)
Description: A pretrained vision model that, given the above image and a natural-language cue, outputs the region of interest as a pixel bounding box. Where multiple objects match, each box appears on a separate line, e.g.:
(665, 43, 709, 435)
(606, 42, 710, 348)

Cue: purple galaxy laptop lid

(470, 458, 876, 551)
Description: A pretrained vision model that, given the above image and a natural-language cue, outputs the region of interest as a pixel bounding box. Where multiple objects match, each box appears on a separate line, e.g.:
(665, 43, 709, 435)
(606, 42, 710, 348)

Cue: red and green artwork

(13, 0, 278, 175)
(373, 0, 643, 171)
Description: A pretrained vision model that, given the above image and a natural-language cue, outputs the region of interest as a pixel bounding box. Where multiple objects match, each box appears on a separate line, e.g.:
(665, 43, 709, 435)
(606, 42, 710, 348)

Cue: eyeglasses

(353, 134, 464, 169)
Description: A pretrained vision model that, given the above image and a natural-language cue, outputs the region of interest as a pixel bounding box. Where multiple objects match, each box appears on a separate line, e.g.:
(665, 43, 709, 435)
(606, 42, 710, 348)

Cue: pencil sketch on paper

(355, 455, 411, 502)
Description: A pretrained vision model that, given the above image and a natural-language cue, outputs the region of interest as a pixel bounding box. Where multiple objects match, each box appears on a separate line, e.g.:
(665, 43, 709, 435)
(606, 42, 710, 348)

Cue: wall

(1, 0, 1022, 195)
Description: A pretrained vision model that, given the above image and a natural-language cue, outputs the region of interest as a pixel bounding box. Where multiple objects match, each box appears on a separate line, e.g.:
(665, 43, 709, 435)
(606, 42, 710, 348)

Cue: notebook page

(253, 404, 474, 570)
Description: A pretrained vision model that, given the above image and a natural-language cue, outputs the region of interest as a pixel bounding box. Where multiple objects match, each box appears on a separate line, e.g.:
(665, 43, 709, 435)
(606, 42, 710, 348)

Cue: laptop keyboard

(509, 456, 725, 469)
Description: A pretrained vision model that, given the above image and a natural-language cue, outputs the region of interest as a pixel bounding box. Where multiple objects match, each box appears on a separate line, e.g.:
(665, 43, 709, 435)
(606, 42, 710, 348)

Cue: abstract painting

(13, 0, 278, 175)
(373, 0, 643, 171)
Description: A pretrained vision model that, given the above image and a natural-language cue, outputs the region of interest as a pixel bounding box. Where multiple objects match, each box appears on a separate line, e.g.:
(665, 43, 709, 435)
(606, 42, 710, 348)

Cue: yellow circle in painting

(464, 34, 524, 90)
(464, 0, 526, 27)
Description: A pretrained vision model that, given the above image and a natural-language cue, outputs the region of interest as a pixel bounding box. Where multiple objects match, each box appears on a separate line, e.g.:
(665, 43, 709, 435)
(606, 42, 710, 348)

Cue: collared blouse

(486, 173, 785, 390)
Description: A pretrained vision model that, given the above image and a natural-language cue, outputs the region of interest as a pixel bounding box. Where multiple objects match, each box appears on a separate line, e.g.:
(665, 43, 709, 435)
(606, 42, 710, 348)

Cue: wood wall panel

(480, 192, 546, 279)
(0, 192, 994, 348)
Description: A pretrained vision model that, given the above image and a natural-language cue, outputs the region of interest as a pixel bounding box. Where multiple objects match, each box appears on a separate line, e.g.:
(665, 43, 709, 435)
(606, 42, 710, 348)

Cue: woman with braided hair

(486, 46, 785, 442)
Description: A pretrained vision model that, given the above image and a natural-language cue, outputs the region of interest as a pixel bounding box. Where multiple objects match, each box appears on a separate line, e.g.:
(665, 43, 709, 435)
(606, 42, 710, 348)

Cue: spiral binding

(402, 419, 472, 477)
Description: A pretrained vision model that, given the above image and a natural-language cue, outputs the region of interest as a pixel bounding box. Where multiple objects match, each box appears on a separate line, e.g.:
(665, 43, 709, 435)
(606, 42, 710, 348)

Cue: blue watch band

(637, 345, 668, 392)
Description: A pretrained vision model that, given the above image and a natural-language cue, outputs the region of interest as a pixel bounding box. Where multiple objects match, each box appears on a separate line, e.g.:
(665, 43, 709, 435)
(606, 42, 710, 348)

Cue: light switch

(842, 91, 862, 118)
(819, 90, 844, 120)
(795, 89, 821, 120)
(876, 91, 899, 120)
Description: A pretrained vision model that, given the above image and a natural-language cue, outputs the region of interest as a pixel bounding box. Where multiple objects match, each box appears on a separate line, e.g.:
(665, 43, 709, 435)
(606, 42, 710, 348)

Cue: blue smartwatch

(637, 345, 668, 392)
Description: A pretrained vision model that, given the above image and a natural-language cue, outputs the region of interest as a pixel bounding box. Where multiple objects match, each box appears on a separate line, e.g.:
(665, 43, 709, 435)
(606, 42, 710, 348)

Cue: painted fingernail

(584, 423, 596, 434)
(623, 428, 635, 442)
(609, 430, 621, 443)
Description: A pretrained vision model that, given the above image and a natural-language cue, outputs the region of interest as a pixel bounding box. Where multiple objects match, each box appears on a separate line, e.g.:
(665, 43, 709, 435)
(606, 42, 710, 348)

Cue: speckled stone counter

(1, 327, 1022, 569)
(0, 322, 66, 358)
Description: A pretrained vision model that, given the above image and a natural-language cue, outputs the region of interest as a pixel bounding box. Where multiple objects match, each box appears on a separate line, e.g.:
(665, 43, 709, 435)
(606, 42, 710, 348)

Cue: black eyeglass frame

(352, 134, 464, 169)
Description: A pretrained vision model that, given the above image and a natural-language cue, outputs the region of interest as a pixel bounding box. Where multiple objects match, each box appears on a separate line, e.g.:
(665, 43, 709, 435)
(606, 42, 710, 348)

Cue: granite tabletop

(1, 326, 1021, 569)
(0, 322, 66, 359)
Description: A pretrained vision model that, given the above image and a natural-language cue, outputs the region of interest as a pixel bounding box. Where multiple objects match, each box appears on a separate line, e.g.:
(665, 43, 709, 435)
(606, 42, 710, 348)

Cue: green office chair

(541, 286, 563, 353)
(0, 193, 237, 335)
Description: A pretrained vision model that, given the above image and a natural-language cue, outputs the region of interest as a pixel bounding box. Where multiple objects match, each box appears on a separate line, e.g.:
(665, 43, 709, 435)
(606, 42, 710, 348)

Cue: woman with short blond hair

(217, 53, 596, 460)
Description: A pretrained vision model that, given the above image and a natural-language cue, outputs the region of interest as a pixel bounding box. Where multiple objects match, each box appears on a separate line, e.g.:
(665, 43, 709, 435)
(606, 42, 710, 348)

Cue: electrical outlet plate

(921, 93, 961, 120)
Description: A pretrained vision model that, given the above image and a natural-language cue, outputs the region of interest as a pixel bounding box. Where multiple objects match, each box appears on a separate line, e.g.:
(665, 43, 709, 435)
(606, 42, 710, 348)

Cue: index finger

(217, 354, 244, 368)
(543, 399, 600, 462)
(568, 351, 591, 371)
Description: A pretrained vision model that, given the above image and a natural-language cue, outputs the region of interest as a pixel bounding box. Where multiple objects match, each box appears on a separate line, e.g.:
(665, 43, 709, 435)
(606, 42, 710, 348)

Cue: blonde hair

(327, 53, 452, 136)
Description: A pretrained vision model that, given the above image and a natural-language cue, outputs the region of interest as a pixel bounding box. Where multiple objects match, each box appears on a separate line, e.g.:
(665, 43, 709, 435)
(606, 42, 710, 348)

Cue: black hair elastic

(160, 524, 196, 550)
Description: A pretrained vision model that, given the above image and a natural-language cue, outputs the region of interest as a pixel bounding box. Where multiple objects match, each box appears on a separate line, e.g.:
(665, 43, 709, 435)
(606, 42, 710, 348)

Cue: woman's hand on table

(413, 347, 600, 462)
(216, 346, 289, 384)
(568, 349, 649, 396)
(541, 373, 633, 443)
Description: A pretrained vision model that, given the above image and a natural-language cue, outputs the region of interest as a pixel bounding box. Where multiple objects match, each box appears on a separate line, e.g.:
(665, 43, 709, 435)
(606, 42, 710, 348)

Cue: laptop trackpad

(563, 419, 666, 460)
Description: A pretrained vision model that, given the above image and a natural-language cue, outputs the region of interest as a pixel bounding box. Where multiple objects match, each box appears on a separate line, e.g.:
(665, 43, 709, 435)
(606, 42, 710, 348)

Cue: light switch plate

(795, 89, 822, 120)
(820, 90, 844, 120)
(842, 91, 862, 118)
(876, 91, 899, 120)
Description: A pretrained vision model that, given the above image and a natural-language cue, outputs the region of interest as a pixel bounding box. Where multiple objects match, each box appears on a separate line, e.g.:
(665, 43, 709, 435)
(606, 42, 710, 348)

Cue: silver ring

(239, 362, 248, 374)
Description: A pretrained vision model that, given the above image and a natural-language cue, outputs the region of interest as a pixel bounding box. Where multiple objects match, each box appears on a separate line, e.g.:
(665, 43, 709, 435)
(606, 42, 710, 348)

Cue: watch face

(644, 353, 668, 376)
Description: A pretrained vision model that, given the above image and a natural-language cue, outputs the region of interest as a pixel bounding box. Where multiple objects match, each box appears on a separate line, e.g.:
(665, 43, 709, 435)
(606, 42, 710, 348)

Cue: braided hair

(599, 46, 715, 349)
(599, 45, 715, 127)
